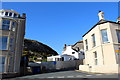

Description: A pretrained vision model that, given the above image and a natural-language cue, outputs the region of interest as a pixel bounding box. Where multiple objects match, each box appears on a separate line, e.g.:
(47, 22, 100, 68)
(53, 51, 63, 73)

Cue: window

(10, 38, 14, 52)
(95, 59, 98, 65)
(1, 12, 4, 15)
(0, 57, 5, 64)
(12, 22, 16, 31)
(92, 34, 96, 47)
(0, 56, 5, 72)
(85, 39, 88, 50)
(61, 57, 64, 61)
(9, 12, 12, 16)
(1, 19, 10, 30)
(55, 58, 59, 61)
(116, 30, 120, 43)
(5, 12, 8, 16)
(0, 36, 8, 50)
(72, 52, 75, 54)
(14, 13, 17, 17)
(93, 51, 98, 65)
(94, 51, 97, 58)
(101, 29, 109, 43)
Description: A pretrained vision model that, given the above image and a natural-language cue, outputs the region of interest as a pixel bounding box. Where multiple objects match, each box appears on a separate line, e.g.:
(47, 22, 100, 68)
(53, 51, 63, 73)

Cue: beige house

(0, 9, 26, 74)
(79, 11, 120, 73)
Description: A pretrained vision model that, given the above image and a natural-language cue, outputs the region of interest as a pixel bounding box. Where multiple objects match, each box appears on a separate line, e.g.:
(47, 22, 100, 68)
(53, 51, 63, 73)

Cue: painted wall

(62, 46, 80, 59)
(81, 22, 120, 73)
(47, 55, 75, 61)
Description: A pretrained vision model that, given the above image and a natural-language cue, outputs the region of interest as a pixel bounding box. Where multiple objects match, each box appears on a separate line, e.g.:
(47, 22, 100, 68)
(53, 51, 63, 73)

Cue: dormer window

(14, 13, 17, 17)
(9, 12, 12, 17)
(5, 12, 8, 16)
(0, 10, 19, 18)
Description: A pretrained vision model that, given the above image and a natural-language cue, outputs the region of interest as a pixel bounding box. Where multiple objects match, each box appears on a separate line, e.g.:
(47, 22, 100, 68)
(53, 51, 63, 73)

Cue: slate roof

(82, 20, 120, 37)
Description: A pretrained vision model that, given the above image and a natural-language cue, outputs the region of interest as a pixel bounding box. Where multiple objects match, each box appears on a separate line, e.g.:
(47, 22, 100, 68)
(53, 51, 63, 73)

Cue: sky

(2, 2, 118, 54)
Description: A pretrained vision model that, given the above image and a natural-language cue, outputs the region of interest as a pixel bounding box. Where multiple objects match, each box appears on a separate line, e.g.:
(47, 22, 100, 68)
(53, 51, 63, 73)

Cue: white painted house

(47, 54, 75, 61)
(47, 40, 84, 61)
(62, 45, 84, 60)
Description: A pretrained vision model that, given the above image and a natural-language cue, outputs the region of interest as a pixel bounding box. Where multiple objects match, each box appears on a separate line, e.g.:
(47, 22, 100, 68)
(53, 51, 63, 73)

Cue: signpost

(115, 50, 119, 55)
(115, 50, 119, 53)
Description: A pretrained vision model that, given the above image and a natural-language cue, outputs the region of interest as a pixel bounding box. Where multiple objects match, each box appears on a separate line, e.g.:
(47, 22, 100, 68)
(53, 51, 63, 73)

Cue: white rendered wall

(62, 46, 79, 59)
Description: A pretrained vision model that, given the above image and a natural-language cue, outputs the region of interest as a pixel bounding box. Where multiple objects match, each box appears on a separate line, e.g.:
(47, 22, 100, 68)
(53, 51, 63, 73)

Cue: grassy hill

(23, 39, 58, 61)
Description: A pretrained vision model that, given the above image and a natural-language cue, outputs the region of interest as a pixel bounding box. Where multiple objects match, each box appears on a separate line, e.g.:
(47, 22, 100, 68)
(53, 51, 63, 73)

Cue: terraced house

(79, 11, 120, 73)
(0, 9, 26, 74)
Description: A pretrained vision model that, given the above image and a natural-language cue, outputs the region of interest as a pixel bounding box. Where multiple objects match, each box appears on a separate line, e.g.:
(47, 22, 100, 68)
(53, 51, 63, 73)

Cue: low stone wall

(79, 64, 118, 73)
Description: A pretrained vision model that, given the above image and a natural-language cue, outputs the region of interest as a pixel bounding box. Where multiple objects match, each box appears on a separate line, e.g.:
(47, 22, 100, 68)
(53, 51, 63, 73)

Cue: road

(7, 70, 118, 80)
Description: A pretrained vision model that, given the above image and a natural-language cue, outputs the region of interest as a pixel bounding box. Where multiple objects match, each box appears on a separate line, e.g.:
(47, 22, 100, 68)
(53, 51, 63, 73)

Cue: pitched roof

(72, 40, 83, 47)
(82, 20, 120, 37)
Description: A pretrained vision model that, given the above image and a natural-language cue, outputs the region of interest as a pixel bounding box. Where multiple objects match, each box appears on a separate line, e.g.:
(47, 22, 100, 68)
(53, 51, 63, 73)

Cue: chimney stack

(63, 44, 67, 51)
(22, 13, 26, 18)
(98, 11, 104, 20)
(117, 17, 120, 23)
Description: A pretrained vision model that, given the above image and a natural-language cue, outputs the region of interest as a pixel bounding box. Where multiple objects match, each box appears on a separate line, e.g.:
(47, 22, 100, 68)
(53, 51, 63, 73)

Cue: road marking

(86, 75, 92, 76)
(67, 76, 74, 78)
(47, 76, 54, 78)
(76, 75, 83, 77)
(96, 74, 102, 76)
(57, 76, 65, 78)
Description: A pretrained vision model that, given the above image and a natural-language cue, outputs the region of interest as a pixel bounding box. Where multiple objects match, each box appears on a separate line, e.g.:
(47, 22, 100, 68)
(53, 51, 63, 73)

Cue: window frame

(101, 29, 109, 43)
(1, 19, 11, 30)
(91, 34, 96, 47)
(93, 51, 98, 65)
(85, 39, 88, 51)
(72, 52, 75, 54)
(0, 36, 9, 50)
(116, 30, 120, 43)
(11, 21, 17, 31)
(0, 56, 6, 72)
(5, 12, 9, 16)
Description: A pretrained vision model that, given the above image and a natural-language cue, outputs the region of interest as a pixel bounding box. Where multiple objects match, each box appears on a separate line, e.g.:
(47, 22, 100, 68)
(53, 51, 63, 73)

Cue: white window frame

(101, 29, 109, 43)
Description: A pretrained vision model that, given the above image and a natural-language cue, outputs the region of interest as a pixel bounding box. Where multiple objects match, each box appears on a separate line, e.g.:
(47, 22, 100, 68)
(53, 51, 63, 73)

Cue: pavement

(3, 70, 119, 80)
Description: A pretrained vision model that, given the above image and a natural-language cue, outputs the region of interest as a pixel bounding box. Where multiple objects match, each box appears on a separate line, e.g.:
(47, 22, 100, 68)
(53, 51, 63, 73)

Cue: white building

(62, 40, 84, 60)
(47, 54, 75, 61)
(47, 40, 84, 61)
(79, 11, 119, 73)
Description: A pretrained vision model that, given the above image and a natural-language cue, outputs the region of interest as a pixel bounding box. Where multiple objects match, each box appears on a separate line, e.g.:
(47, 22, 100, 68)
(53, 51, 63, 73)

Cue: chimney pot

(22, 13, 26, 18)
(98, 11, 104, 20)
(117, 17, 120, 23)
